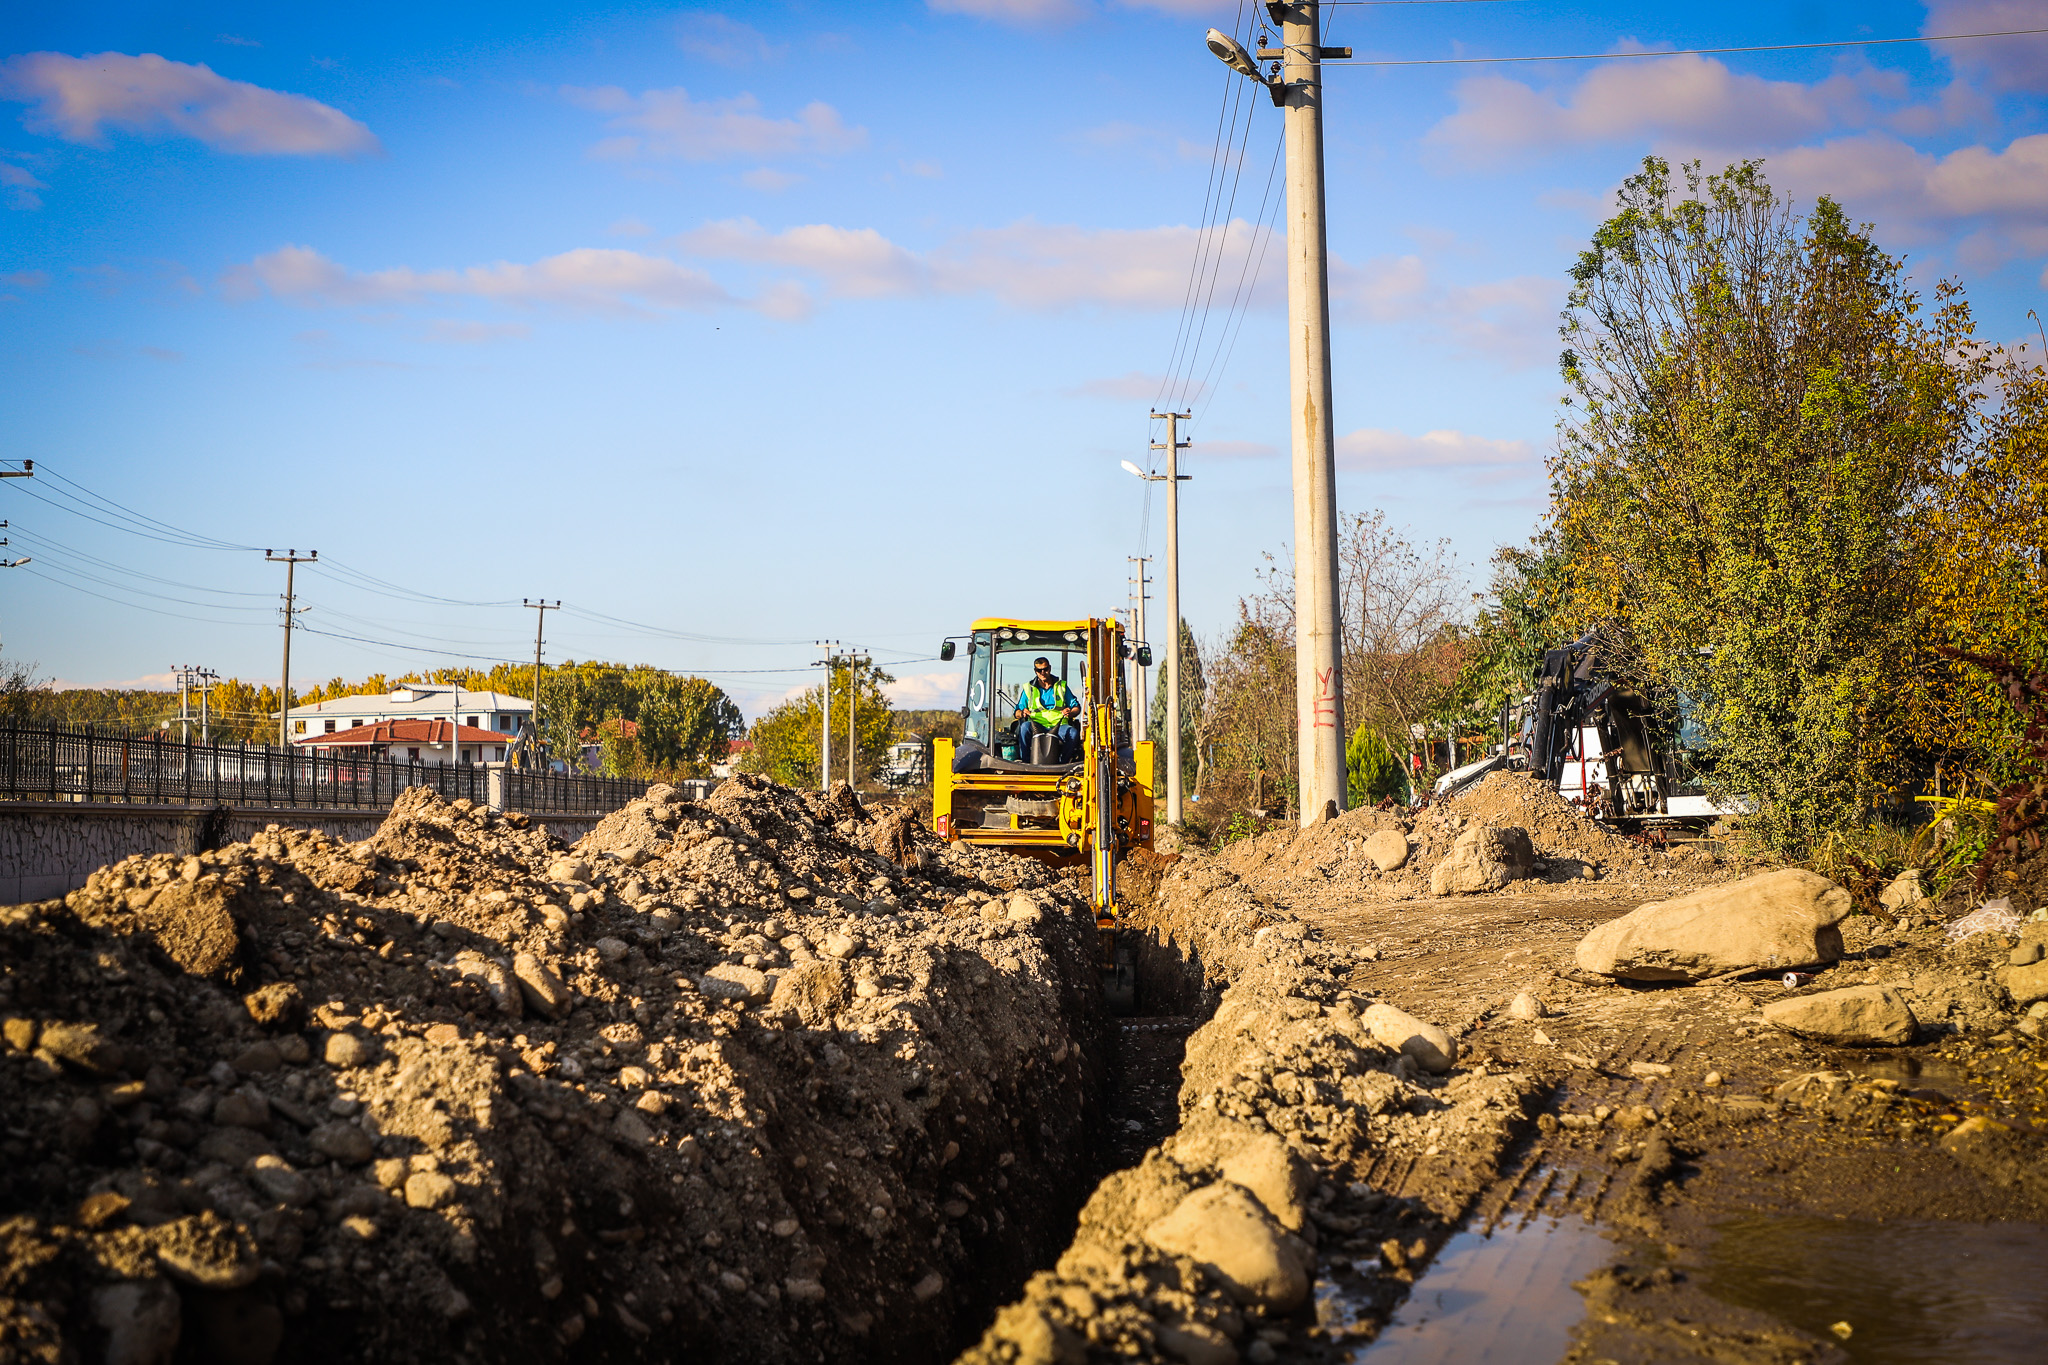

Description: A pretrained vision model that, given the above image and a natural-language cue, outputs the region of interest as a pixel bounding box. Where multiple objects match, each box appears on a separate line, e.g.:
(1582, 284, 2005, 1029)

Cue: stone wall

(0, 801, 604, 903)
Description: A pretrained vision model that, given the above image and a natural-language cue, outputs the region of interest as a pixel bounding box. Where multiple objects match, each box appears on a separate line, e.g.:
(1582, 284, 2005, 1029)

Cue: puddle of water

(1343, 1216, 1614, 1364)
(1703, 1217, 2048, 1363)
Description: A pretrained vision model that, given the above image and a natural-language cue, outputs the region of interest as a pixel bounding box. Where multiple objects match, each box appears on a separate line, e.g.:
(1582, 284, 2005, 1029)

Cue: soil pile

(0, 776, 1108, 1364)
(1209, 773, 1726, 902)
(959, 853, 1544, 1362)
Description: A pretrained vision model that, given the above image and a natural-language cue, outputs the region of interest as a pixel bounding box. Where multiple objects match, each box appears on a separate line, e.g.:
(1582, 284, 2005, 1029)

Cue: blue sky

(2, 1, 2045, 718)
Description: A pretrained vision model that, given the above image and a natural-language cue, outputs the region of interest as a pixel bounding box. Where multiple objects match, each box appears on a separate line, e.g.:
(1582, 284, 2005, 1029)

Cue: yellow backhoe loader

(930, 618, 1155, 1006)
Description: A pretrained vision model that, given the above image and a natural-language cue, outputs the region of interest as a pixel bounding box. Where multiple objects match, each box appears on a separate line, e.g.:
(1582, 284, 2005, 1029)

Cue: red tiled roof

(295, 719, 509, 748)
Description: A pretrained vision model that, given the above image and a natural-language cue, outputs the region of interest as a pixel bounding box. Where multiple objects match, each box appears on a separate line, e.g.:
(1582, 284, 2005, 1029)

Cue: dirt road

(1255, 818, 2048, 1362)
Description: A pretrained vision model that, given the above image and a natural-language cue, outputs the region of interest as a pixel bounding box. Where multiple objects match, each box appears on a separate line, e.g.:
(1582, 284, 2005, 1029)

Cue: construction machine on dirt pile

(930, 618, 1156, 1007)
(1435, 628, 1741, 828)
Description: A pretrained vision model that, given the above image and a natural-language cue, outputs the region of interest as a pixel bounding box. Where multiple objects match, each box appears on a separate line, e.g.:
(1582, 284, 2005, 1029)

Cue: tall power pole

(843, 648, 870, 789)
(814, 640, 838, 791)
(1150, 410, 1191, 827)
(1127, 555, 1152, 726)
(1276, 3, 1345, 823)
(1206, 7, 1348, 825)
(523, 599, 559, 767)
(265, 550, 316, 750)
(196, 667, 218, 743)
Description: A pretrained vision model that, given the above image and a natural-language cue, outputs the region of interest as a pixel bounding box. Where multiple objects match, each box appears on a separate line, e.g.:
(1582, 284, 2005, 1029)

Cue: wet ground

(1271, 880, 2048, 1364)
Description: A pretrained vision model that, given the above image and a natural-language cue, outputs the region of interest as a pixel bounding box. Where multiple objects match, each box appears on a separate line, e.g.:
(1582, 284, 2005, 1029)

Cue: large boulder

(1144, 1182, 1310, 1313)
(1360, 1002, 1458, 1073)
(1574, 869, 1850, 982)
(1762, 985, 1917, 1045)
(1428, 826, 1534, 896)
(1363, 830, 1410, 872)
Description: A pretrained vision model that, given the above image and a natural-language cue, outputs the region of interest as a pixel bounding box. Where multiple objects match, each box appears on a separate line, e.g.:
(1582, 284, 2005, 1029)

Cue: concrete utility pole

(1208, 6, 1348, 825)
(844, 649, 870, 788)
(1150, 410, 1191, 827)
(265, 550, 316, 750)
(815, 641, 838, 791)
(197, 667, 217, 743)
(174, 665, 191, 744)
(523, 599, 559, 768)
(1127, 555, 1152, 727)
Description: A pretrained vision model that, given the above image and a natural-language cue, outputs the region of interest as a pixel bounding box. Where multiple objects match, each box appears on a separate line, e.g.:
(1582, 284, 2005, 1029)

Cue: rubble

(0, 777, 1112, 1363)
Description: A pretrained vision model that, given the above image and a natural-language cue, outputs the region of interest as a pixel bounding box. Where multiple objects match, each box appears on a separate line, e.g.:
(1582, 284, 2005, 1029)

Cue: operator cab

(939, 620, 1145, 774)
(967, 626, 1088, 768)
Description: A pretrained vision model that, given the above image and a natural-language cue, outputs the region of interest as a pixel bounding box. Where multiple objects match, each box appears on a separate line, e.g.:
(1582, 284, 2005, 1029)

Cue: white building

(293, 718, 511, 766)
(286, 684, 531, 747)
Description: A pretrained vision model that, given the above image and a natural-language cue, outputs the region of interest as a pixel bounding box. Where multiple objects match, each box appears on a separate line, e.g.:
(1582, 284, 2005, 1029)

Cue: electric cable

(1329, 26, 2048, 66)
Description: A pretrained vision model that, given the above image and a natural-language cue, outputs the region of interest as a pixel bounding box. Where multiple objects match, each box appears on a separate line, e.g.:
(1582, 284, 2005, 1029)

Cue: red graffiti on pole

(1313, 668, 1337, 729)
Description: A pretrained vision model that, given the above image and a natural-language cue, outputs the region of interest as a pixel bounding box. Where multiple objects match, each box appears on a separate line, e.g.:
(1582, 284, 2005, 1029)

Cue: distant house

(712, 739, 751, 779)
(578, 717, 639, 773)
(294, 718, 511, 766)
(286, 684, 531, 746)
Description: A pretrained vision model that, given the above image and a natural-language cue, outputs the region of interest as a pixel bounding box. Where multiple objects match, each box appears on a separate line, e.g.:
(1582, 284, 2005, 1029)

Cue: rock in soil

(1574, 868, 1850, 982)
(1762, 984, 1918, 1045)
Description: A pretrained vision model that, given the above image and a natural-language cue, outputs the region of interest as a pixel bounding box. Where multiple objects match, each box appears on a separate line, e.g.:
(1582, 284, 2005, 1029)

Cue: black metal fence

(500, 767, 649, 815)
(0, 724, 644, 816)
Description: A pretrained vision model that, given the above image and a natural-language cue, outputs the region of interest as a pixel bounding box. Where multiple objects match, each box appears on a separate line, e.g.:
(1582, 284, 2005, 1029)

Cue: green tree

(636, 674, 744, 775)
(1553, 156, 1976, 848)
(1346, 725, 1405, 806)
(1148, 618, 1204, 797)
(741, 659, 896, 787)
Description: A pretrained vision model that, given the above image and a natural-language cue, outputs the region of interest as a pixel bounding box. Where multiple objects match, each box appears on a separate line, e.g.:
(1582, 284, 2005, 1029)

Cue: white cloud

(220, 217, 1559, 360)
(224, 244, 742, 313)
(900, 158, 943, 178)
(675, 12, 784, 67)
(1335, 428, 1539, 483)
(1924, 0, 2048, 93)
(677, 218, 925, 298)
(422, 319, 531, 344)
(563, 85, 864, 162)
(0, 51, 378, 156)
(1426, 53, 1891, 163)
(936, 218, 1260, 310)
(1, 269, 49, 288)
(884, 669, 967, 709)
(1062, 370, 1189, 401)
(739, 166, 803, 192)
(927, 0, 1086, 24)
(1767, 131, 2048, 256)
(607, 216, 652, 236)
(1, 156, 45, 208)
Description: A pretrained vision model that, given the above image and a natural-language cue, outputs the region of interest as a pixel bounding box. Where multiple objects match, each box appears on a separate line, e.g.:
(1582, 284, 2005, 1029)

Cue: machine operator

(1014, 656, 1081, 763)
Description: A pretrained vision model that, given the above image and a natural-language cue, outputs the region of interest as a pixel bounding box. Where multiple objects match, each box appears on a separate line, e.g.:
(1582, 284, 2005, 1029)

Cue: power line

(16, 566, 263, 626)
(1157, 0, 1252, 413)
(1329, 26, 2048, 67)
(6, 527, 272, 597)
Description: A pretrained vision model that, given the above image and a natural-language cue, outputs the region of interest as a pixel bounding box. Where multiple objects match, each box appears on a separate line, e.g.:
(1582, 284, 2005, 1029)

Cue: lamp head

(1120, 460, 1146, 478)
(1205, 28, 1262, 80)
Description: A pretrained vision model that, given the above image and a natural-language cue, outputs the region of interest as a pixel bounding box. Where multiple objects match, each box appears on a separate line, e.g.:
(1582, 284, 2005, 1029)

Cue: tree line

(1159, 157, 2046, 855)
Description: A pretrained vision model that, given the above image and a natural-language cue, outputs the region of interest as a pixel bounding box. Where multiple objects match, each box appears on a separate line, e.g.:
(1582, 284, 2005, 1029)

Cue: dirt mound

(1438, 771, 1641, 867)
(0, 777, 1109, 1363)
(1205, 773, 1726, 902)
